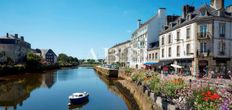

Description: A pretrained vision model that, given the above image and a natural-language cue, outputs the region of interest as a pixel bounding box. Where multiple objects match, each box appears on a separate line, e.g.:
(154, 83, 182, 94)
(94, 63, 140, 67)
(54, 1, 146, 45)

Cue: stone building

(107, 40, 131, 66)
(0, 33, 31, 64)
(34, 49, 57, 64)
(159, 0, 232, 77)
(130, 8, 166, 69)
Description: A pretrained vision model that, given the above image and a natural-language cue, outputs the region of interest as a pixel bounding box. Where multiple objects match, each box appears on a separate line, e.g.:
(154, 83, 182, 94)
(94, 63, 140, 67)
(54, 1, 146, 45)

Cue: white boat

(68, 92, 89, 104)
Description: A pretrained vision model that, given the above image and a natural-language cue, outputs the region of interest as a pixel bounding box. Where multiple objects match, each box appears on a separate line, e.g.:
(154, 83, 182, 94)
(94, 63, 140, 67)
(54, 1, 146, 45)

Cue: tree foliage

(26, 52, 42, 70)
(57, 53, 79, 66)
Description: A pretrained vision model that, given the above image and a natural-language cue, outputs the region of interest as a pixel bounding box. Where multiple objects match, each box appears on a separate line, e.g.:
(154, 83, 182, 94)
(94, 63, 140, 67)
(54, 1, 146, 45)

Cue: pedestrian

(210, 70, 214, 78)
(228, 70, 232, 80)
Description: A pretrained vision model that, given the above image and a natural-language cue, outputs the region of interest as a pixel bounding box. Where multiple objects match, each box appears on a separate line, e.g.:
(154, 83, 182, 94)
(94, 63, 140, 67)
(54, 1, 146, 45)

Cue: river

(0, 67, 131, 110)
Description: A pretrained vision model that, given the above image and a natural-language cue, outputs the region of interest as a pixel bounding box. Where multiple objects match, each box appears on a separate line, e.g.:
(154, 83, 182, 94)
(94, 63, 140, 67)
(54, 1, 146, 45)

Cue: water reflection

(0, 68, 129, 110)
(68, 99, 89, 110)
(96, 74, 134, 110)
(0, 72, 56, 110)
(41, 72, 57, 88)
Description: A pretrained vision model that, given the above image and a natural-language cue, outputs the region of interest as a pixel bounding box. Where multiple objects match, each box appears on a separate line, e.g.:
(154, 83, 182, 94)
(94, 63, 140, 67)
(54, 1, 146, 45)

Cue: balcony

(197, 32, 211, 40)
(197, 50, 210, 57)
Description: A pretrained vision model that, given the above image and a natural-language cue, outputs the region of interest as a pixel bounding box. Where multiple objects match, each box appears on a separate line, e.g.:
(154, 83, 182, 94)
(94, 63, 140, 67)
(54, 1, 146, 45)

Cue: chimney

(6, 33, 9, 38)
(210, 0, 224, 10)
(137, 19, 142, 28)
(158, 8, 166, 17)
(166, 15, 179, 25)
(182, 5, 195, 18)
(14, 34, 18, 38)
(20, 36, 24, 41)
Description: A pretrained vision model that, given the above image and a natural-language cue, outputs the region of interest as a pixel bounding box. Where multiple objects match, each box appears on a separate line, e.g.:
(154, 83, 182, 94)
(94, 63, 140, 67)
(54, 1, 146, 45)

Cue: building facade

(107, 40, 131, 66)
(159, 0, 232, 77)
(0, 33, 31, 63)
(147, 47, 160, 63)
(130, 8, 167, 69)
(35, 49, 57, 64)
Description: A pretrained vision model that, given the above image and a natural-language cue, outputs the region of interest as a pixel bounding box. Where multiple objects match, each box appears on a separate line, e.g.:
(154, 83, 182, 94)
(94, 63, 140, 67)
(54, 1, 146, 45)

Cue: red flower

(203, 97, 209, 101)
(207, 90, 212, 96)
(201, 90, 221, 101)
(210, 93, 220, 100)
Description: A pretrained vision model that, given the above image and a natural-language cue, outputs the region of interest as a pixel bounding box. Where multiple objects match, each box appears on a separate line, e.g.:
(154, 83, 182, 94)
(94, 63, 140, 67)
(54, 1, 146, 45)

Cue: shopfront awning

(144, 62, 158, 66)
(153, 60, 173, 66)
(171, 64, 183, 68)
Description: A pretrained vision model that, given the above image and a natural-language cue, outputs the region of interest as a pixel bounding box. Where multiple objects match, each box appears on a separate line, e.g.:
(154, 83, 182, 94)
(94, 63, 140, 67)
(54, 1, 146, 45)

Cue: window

(152, 53, 154, 60)
(162, 49, 164, 58)
(155, 53, 158, 59)
(200, 11, 206, 16)
(200, 42, 207, 53)
(219, 23, 225, 37)
(177, 46, 180, 56)
(186, 44, 191, 55)
(161, 36, 164, 45)
(168, 47, 172, 57)
(186, 27, 191, 39)
(218, 41, 226, 55)
(149, 54, 151, 60)
(177, 31, 180, 42)
(200, 24, 207, 38)
(168, 34, 172, 44)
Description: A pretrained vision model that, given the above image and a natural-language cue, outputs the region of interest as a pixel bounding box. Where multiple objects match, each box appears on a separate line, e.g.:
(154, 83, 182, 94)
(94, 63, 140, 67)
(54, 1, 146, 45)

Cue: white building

(159, 0, 232, 77)
(107, 40, 131, 67)
(130, 8, 166, 69)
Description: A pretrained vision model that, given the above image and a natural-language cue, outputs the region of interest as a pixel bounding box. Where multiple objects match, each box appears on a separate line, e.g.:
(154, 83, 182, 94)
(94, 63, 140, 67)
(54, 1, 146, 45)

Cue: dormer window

(201, 11, 205, 16)
(200, 10, 207, 16)
(164, 26, 169, 30)
(181, 18, 185, 23)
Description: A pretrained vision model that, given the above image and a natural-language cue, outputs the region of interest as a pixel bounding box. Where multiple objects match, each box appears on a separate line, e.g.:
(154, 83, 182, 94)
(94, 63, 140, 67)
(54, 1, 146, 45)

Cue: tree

(57, 53, 79, 66)
(26, 52, 42, 70)
(6, 57, 14, 65)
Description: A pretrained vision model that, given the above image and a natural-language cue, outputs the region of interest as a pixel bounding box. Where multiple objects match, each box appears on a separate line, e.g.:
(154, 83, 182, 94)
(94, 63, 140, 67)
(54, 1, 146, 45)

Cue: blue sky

(0, 0, 231, 59)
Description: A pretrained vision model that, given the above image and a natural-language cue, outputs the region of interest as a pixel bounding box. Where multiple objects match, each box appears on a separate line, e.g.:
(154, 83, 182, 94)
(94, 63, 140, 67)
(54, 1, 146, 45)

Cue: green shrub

(161, 78, 186, 98)
(131, 73, 146, 82)
(131, 74, 139, 81)
(148, 75, 161, 95)
(125, 67, 133, 76)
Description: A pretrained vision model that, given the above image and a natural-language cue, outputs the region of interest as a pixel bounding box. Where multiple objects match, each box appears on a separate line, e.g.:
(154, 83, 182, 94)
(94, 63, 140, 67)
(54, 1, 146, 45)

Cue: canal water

(0, 67, 130, 110)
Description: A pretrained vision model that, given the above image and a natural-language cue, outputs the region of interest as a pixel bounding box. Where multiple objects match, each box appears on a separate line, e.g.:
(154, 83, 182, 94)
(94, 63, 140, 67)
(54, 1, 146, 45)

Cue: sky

(0, 0, 231, 59)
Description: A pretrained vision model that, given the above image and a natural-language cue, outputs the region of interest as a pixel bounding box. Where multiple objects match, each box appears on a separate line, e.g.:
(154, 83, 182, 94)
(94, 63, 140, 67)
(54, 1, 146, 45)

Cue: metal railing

(197, 32, 211, 40)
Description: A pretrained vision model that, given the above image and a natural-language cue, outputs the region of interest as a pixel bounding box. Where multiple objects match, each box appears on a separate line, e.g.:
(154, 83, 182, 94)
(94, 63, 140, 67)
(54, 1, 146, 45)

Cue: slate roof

(110, 40, 131, 49)
(160, 4, 232, 34)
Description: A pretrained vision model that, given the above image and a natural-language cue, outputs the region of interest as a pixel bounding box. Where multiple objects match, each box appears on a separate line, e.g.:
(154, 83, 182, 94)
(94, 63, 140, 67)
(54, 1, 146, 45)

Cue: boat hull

(69, 95, 89, 104)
